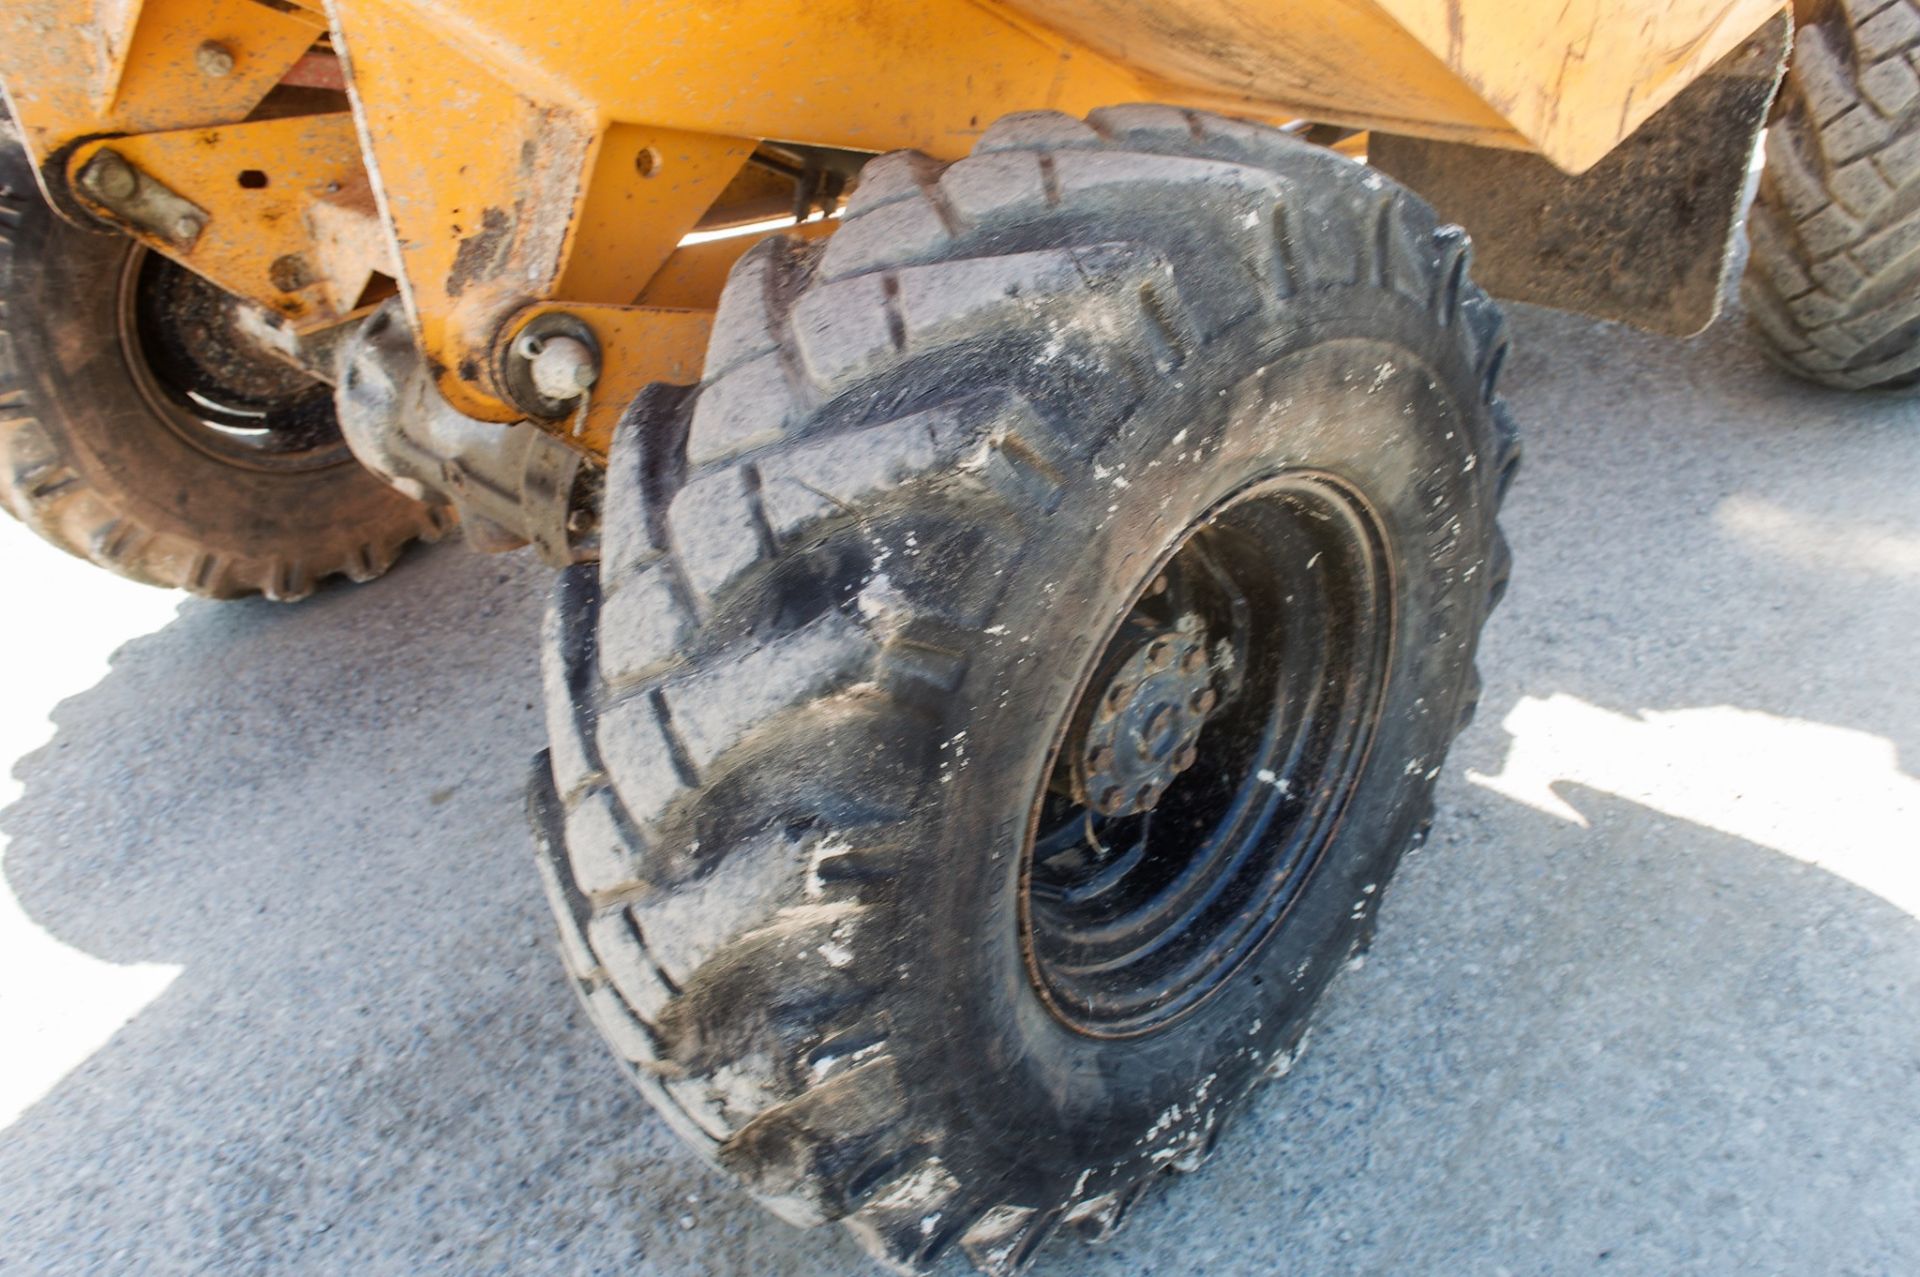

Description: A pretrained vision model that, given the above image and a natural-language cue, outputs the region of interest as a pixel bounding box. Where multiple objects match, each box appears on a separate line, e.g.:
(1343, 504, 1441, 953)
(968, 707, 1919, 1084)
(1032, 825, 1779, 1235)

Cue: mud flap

(1371, 12, 1791, 337)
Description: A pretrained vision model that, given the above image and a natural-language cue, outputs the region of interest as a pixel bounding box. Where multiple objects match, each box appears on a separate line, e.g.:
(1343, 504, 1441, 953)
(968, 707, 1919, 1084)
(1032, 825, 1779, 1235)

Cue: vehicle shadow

(2, 300, 1916, 1277)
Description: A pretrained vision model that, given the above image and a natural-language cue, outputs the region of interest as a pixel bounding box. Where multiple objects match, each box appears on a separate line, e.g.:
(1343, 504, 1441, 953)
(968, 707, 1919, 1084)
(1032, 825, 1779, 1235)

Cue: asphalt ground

(2, 295, 1916, 1276)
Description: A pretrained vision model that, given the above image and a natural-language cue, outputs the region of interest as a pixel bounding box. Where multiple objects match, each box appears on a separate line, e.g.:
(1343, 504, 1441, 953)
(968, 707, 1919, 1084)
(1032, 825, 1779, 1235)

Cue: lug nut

(196, 41, 236, 77)
(1174, 745, 1198, 771)
(1087, 746, 1113, 773)
(1099, 785, 1127, 812)
(1191, 687, 1217, 715)
(1145, 639, 1173, 671)
(1182, 643, 1207, 673)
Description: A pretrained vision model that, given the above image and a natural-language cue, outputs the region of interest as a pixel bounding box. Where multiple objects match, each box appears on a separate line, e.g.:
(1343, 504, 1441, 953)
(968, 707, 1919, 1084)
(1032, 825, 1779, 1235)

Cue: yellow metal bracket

(1, 0, 323, 182)
(67, 115, 391, 326)
(4, 0, 1795, 464)
(557, 126, 756, 307)
(511, 303, 713, 454)
(319, 0, 1157, 431)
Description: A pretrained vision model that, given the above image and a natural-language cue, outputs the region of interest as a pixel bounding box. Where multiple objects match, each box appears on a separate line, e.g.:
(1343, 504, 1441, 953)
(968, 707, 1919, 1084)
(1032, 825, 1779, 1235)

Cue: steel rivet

(196, 41, 235, 78)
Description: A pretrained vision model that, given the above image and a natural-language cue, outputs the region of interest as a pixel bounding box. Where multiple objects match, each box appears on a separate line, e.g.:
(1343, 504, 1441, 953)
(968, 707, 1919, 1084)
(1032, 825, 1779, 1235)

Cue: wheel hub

(119, 246, 347, 470)
(1022, 472, 1395, 1038)
(1071, 614, 1221, 817)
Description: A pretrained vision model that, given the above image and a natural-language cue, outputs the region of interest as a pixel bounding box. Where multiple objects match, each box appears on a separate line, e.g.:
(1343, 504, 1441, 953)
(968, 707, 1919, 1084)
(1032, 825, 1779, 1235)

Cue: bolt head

(80, 151, 137, 202)
(171, 212, 205, 242)
(1181, 643, 1207, 673)
(268, 253, 311, 293)
(1191, 687, 1218, 715)
(196, 41, 235, 77)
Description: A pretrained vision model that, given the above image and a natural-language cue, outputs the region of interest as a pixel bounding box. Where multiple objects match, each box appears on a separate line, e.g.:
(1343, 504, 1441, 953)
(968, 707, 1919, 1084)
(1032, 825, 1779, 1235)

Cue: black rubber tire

(530, 106, 1518, 1275)
(0, 135, 445, 599)
(1743, 0, 1920, 389)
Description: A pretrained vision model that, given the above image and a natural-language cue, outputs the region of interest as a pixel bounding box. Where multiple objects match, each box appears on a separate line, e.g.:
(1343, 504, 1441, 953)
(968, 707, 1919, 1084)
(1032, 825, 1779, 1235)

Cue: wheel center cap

(1074, 614, 1221, 816)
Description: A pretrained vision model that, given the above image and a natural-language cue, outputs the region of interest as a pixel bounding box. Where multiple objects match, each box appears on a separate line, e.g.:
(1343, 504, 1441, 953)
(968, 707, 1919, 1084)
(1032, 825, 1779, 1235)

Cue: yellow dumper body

(0, 0, 1788, 449)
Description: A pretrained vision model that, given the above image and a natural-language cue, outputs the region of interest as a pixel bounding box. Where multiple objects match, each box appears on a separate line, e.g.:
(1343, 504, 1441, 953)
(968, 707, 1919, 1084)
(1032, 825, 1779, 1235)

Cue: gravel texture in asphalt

(1, 298, 1917, 1277)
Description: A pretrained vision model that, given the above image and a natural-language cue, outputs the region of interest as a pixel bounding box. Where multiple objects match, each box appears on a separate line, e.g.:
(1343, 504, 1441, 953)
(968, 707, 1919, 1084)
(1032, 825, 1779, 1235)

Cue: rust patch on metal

(268, 252, 312, 292)
(447, 205, 513, 299)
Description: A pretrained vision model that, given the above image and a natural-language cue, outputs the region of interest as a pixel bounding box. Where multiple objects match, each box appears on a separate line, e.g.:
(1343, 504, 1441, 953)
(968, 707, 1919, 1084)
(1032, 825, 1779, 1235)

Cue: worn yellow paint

(0, 0, 320, 173)
(69, 114, 382, 323)
(1, 0, 1790, 449)
(324, 0, 1159, 420)
(336, 0, 1151, 158)
(328, 0, 592, 419)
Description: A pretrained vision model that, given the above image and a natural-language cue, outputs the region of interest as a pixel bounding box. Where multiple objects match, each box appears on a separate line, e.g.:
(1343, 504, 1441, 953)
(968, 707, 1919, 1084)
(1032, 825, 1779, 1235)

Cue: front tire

(532, 107, 1518, 1275)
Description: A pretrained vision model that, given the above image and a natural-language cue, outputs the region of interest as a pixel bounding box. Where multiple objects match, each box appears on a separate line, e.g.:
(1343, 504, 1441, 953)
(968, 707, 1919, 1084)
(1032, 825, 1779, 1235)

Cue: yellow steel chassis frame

(0, 0, 1787, 453)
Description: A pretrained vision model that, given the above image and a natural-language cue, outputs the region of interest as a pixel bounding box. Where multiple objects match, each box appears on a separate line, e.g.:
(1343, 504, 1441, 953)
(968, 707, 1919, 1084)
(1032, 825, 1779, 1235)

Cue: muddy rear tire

(531, 107, 1518, 1275)
(0, 136, 444, 600)
(1743, 0, 1920, 390)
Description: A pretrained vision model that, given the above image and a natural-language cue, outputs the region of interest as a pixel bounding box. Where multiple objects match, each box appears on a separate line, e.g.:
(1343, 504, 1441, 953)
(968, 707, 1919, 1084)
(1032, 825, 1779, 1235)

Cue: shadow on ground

(2, 301, 1917, 1277)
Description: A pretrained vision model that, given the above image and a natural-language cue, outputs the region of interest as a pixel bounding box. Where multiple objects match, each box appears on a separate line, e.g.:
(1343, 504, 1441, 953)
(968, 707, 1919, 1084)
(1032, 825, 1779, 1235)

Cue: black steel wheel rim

(118, 247, 349, 472)
(1020, 472, 1395, 1038)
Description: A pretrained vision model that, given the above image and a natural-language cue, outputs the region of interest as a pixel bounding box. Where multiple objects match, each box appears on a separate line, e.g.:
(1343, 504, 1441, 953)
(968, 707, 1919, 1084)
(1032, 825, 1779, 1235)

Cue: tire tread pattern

(1743, 0, 1920, 389)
